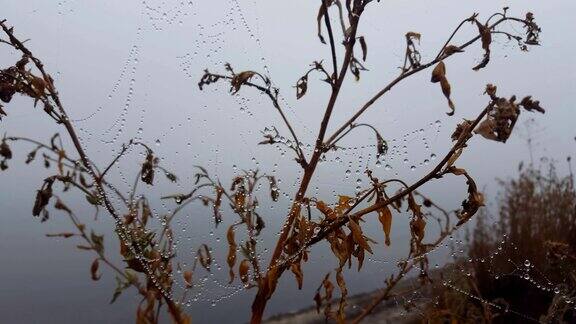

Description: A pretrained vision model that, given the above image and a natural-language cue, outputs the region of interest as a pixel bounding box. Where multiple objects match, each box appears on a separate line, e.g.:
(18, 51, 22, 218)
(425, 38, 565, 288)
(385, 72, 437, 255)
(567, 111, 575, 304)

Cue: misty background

(0, 0, 574, 323)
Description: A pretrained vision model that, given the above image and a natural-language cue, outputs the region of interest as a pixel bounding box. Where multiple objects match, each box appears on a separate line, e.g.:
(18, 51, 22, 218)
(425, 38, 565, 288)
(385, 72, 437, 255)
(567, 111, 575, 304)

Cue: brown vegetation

(0, 2, 549, 323)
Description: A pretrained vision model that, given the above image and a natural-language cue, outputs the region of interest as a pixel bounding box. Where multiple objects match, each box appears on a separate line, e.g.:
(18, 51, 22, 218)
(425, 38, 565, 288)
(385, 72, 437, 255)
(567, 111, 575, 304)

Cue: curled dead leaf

(410, 216, 426, 243)
(336, 269, 348, 323)
(213, 186, 223, 226)
(183, 271, 193, 288)
(348, 219, 373, 254)
(475, 118, 498, 140)
(376, 132, 388, 156)
(296, 75, 308, 99)
(472, 20, 492, 71)
(227, 226, 237, 283)
(290, 262, 304, 289)
(377, 205, 392, 246)
(197, 244, 212, 272)
(91, 259, 101, 281)
(231, 71, 256, 94)
(239, 259, 250, 285)
(519, 96, 545, 113)
(359, 36, 368, 61)
(443, 45, 464, 56)
(33, 180, 53, 216)
(485, 83, 497, 97)
(431, 61, 455, 115)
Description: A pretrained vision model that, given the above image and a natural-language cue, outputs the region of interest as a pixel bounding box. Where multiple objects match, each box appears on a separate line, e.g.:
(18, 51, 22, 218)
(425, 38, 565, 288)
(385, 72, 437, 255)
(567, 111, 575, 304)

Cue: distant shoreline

(263, 270, 440, 324)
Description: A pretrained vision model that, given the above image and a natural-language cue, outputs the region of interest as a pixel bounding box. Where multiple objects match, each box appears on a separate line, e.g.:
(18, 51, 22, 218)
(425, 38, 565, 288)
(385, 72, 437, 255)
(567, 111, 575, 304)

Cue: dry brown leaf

(477, 20, 492, 52)
(296, 75, 308, 99)
(226, 226, 237, 283)
(30, 76, 46, 97)
(406, 31, 421, 43)
(91, 259, 101, 281)
(431, 61, 446, 83)
(336, 270, 348, 324)
(472, 20, 492, 71)
(213, 186, 223, 225)
(411, 216, 426, 243)
(290, 262, 304, 289)
(376, 132, 388, 156)
(239, 259, 250, 285)
(316, 200, 336, 219)
(407, 193, 423, 218)
(316, 3, 327, 44)
(198, 244, 212, 271)
(431, 61, 455, 115)
(183, 270, 193, 288)
(441, 78, 455, 115)
(485, 83, 497, 97)
(231, 71, 256, 93)
(335, 195, 353, 216)
(443, 45, 464, 56)
(475, 118, 498, 140)
(348, 219, 373, 254)
(377, 205, 393, 246)
(359, 36, 368, 61)
(353, 245, 365, 271)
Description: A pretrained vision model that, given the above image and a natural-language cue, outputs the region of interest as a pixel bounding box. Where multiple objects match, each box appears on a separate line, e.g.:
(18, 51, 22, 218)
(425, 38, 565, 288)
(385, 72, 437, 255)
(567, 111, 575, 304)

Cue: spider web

(14, 0, 573, 323)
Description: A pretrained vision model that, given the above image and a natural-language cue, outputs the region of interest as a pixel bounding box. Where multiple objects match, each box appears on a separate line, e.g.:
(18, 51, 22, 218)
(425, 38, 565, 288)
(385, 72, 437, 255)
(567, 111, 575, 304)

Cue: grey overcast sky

(1, 0, 575, 323)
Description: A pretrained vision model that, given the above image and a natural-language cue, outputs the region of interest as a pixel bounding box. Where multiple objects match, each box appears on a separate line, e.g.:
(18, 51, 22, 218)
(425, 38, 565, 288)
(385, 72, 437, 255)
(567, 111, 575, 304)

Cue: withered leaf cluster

(0, 54, 54, 120)
(0, 137, 12, 170)
(475, 84, 545, 143)
(524, 12, 541, 46)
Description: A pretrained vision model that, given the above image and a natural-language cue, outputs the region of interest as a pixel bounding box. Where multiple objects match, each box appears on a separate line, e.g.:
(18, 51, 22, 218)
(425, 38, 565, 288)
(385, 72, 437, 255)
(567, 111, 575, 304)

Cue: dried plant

(0, 2, 548, 323)
(422, 163, 576, 323)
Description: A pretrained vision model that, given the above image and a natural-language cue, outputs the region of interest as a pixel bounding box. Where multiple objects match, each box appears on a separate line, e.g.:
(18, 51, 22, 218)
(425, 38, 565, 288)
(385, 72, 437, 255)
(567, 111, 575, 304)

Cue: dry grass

(423, 162, 576, 323)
